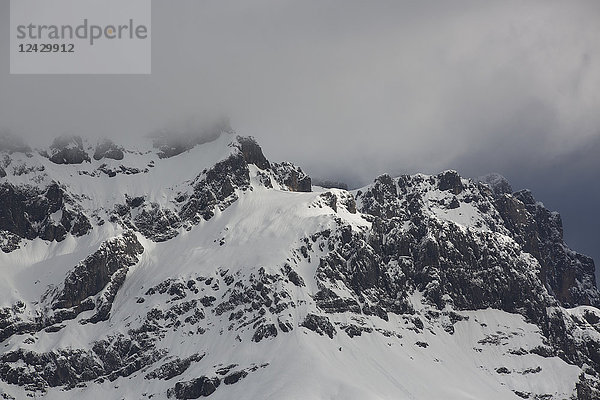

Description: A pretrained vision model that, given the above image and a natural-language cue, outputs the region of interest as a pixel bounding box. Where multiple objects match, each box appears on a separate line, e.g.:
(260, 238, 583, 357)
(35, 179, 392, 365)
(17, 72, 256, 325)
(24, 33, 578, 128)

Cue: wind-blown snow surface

(0, 131, 599, 399)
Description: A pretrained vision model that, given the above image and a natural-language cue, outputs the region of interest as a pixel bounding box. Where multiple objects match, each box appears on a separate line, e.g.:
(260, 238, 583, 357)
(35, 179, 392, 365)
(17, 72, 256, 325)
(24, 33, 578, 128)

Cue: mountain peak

(1, 133, 599, 399)
(477, 173, 513, 197)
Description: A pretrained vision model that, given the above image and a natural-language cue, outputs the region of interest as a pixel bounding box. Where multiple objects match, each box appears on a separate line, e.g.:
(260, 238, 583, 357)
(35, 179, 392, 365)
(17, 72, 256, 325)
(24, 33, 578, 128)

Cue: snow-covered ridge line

(1, 132, 599, 399)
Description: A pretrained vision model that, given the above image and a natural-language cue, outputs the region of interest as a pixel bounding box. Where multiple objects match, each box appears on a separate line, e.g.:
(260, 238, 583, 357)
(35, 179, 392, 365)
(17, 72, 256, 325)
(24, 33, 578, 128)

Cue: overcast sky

(0, 1, 598, 272)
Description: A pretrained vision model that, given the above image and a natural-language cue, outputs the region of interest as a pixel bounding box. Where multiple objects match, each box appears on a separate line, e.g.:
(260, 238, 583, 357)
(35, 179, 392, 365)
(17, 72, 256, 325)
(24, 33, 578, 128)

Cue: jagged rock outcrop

(93, 139, 124, 161)
(145, 354, 205, 381)
(300, 314, 336, 338)
(0, 181, 91, 252)
(271, 161, 311, 192)
(0, 134, 598, 400)
(478, 173, 513, 197)
(52, 231, 144, 311)
(0, 231, 144, 345)
(437, 170, 463, 194)
(356, 171, 598, 308)
(179, 135, 312, 225)
(475, 174, 598, 308)
(132, 203, 181, 242)
(110, 198, 180, 242)
(351, 171, 600, 388)
(179, 152, 251, 223)
(45, 136, 90, 164)
(168, 376, 221, 399)
(0, 325, 166, 391)
(513, 190, 597, 307)
(236, 136, 270, 170)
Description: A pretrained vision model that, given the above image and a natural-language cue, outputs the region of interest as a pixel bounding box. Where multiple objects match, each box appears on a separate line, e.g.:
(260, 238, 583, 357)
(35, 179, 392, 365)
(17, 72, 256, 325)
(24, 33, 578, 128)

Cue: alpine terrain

(1, 125, 599, 399)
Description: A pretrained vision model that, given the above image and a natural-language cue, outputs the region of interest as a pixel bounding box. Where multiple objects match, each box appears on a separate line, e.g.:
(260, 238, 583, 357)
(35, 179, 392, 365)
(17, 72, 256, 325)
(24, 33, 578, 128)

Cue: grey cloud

(0, 0, 598, 267)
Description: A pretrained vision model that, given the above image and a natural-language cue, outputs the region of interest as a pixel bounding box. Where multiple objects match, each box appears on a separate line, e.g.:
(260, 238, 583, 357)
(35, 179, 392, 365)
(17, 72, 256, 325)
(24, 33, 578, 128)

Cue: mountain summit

(0, 131, 599, 399)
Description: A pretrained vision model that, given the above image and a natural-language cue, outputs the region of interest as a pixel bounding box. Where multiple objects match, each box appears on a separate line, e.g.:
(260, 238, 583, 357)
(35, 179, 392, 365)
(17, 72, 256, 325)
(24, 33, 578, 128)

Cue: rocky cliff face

(356, 171, 598, 310)
(0, 181, 92, 252)
(0, 131, 599, 399)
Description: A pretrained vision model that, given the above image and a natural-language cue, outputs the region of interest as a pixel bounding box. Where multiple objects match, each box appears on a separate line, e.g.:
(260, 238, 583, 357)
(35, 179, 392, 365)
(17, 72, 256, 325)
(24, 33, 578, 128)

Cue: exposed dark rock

(145, 354, 205, 380)
(522, 366, 542, 374)
(271, 162, 311, 192)
(278, 318, 293, 333)
(0, 305, 40, 343)
(314, 288, 360, 314)
(282, 264, 305, 287)
(169, 376, 221, 399)
(44, 324, 65, 333)
(256, 170, 273, 188)
(1, 134, 599, 399)
(0, 347, 103, 389)
(180, 152, 251, 223)
(47, 136, 90, 164)
(252, 323, 277, 342)
(355, 171, 596, 317)
(93, 139, 124, 161)
(350, 171, 600, 388)
(83, 267, 129, 324)
(200, 296, 216, 307)
(110, 199, 180, 242)
(508, 348, 528, 356)
(211, 267, 294, 330)
(52, 231, 144, 311)
(313, 224, 413, 318)
(236, 136, 270, 170)
(133, 203, 181, 242)
(513, 390, 530, 399)
(437, 170, 463, 194)
(223, 370, 248, 385)
(1, 324, 166, 391)
(357, 174, 399, 219)
(10, 163, 45, 177)
(0, 391, 15, 400)
(342, 324, 373, 338)
(412, 316, 424, 330)
(89, 164, 148, 178)
(477, 173, 513, 197)
(447, 197, 460, 209)
(495, 190, 599, 307)
(300, 314, 336, 338)
(215, 364, 237, 376)
(0, 182, 92, 252)
(320, 192, 337, 212)
(342, 194, 357, 214)
(577, 373, 600, 400)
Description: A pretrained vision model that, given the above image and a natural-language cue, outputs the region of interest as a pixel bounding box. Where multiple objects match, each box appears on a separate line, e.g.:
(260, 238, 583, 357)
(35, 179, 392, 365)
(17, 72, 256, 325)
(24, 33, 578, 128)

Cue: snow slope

(1, 131, 599, 399)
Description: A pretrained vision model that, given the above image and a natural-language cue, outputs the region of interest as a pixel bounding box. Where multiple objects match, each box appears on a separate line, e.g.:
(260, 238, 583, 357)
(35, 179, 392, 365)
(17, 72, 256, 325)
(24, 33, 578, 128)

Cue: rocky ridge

(0, 130, 599, 399)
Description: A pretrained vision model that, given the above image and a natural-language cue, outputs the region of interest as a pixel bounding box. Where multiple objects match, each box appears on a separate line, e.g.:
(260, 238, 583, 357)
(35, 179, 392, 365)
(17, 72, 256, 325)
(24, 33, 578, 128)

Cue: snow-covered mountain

(1, 127, 599, 399)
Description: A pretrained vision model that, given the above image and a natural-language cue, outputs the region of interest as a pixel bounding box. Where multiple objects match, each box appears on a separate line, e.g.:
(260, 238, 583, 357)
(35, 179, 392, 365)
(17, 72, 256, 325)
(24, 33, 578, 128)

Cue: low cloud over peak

(0, 0, 598, 267)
